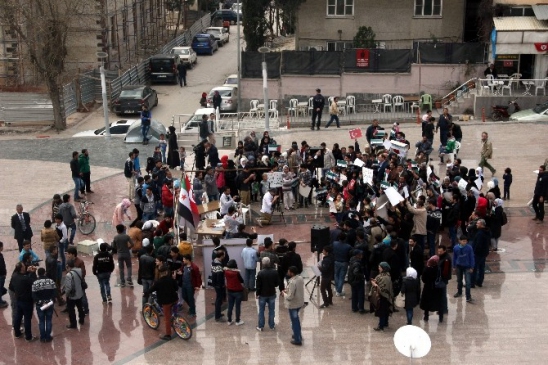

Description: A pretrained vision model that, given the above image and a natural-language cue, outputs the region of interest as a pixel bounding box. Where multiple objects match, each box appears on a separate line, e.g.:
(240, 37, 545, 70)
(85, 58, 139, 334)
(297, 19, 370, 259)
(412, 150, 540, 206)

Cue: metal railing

(476, 78, 548, 97)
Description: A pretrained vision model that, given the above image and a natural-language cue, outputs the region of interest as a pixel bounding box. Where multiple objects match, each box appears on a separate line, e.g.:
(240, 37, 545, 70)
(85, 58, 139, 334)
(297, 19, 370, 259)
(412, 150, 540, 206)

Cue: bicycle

(77, 200, 96, 235)
(142, 293, 193, 340)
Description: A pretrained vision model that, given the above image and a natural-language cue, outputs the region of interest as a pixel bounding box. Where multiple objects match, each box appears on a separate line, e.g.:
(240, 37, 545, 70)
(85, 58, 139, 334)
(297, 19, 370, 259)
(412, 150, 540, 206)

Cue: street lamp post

(97, 52, 110, 137)
(258, 46, 270, 131)
(236, 0, 241, 116)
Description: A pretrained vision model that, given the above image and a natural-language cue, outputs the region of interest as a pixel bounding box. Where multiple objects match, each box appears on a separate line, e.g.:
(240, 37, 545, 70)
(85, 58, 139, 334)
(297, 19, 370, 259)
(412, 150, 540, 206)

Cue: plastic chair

(308, 97, 314, 115)
(268, 99, 278, 118)
(486, 75, 495, 94)
(535, 78, 547, 96)
(249, 100, 259, 118)
(419, 94, 432, 110)
(393, 95, 404, 112)
(410, 102, 419, 113)
(382, 94, 392, 112)
(346, 95, 356, 114)
(288, 99, 298, 116)
(501, 78, 515, 96)
(328, 96, 334, 105)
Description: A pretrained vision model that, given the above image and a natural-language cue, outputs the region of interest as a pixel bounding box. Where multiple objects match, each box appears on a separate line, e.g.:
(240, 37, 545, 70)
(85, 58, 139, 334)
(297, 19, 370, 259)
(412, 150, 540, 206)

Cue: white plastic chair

(393, 95, 404, 112)
(288, 98, 298, 116)
(250, 100, 259, 118)
(501, 78, 515, 96)
(382, 94, 392, 112)
(328, 96, 334, 105)
(410, 102, 419, 113)
(486, 75, 495, 94)
(307, 97, 314, 115)
(268, 99, 278, 118)
(535, 78, 547, 95)
(346, 95, 356, 114)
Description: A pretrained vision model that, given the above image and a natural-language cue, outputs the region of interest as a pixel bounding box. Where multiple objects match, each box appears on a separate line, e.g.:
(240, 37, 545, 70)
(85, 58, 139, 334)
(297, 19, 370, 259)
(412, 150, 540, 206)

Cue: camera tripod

(272, 199, 287, 225)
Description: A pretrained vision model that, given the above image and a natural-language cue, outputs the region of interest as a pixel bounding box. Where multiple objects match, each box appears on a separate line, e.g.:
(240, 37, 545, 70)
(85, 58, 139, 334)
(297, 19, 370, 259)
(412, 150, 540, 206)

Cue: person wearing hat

(371, 261, 393, 331)
(93, 242, 115, 304)
(256, 187, 280, 227)
(348, 249, 366, 314)
(311, 88, 325, 130)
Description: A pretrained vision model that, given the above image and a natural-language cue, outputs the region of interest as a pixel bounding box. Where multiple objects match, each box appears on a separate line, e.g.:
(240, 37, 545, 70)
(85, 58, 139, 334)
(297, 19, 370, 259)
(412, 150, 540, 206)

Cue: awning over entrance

(532, 4, 548, 20)
(493, 17, 548, 54)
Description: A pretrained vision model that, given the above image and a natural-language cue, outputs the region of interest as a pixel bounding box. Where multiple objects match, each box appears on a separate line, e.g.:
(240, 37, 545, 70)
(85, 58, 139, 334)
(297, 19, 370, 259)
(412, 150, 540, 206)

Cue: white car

(223, 74, 238, 86)
(170, 46, 197, 69)
(181, 108, 216, 134)
(510, 102, 548, 122)
(72, 119, 138, 137)
(205, 27, 229, 46)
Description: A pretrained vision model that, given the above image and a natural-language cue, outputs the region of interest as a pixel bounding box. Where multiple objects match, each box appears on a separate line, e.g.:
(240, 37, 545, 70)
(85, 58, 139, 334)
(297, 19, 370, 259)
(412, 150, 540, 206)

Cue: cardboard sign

(384, 187, 405, 206)
(458, 178, 468, 195)
(267, 172, 284, 188)
(337, 160, 347, 168)
(383, 140, 392, 150)
(390, 140, 409, 158)
(349, 128, 363, 139)
(362, 167, 374, 185)
(353, 158, 365, 167)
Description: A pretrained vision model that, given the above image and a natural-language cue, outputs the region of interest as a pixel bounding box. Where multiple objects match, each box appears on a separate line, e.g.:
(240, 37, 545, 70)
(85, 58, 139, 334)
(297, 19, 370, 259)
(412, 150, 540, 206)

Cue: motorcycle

(491, 100, 520, 121)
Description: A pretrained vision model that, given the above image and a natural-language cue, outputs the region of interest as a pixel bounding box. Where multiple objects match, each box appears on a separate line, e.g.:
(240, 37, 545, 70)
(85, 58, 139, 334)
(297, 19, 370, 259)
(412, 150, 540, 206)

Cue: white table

(372, 99, 382, 113)
(297, 102, 308, 116)
(522, 81, 534, 96)
(493, 81, 505, 95)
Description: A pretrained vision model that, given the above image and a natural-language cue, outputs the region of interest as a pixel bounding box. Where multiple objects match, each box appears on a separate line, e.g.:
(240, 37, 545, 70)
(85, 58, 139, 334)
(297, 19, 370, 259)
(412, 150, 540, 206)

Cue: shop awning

(532, 4, 548, 20)
(493, 16, 548, 31)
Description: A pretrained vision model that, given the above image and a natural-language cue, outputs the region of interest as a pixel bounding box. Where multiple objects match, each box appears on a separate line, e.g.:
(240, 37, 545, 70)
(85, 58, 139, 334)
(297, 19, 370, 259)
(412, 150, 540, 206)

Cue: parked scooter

(492, 100, 520, 121)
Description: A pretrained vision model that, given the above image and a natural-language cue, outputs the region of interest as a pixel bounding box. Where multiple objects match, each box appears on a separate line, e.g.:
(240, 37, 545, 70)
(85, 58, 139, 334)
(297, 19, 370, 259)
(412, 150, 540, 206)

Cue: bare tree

(0, 0, 85, 130)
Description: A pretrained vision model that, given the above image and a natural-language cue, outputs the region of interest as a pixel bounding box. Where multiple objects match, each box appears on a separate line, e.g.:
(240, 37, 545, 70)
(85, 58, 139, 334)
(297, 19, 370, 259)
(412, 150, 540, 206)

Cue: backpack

(124, 159, 133, 178)
(348, 260, 364, 285)
(501, 210, 508, 226)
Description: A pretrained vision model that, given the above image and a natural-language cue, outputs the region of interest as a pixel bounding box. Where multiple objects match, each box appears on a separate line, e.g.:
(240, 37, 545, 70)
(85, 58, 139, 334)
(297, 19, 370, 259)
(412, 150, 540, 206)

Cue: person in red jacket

(157, 215, 174, 235)
(161, 180, 174, 216)
(475, 193, 488, 218)
(224, 259, 245, 326)
(181, 254, 201, 317)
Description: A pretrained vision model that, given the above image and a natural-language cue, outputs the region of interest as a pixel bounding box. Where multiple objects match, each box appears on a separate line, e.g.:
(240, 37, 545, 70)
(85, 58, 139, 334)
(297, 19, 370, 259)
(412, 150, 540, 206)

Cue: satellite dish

(96, 52, 108, 59)
(258, 47, 270, 53)
(393, 325, 431, 359)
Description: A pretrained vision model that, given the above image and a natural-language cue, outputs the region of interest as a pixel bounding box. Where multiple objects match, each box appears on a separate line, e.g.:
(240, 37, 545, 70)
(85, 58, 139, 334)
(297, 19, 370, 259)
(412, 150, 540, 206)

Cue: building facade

(295, 0, 466, 51)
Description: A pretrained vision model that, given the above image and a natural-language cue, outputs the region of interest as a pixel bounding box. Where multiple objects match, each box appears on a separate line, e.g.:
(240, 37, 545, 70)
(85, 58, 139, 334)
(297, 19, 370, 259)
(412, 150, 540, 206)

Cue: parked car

(205, 27, 229, 46)
(180, 107, 216, 133)
(191, 33, 219, 55)
(211, 9, 241, 24)
(112, 85, 158, 115)
(207, 86, 238, 112)
(170, 47, 197, 68)
(124, 119, 167, 144)
(223, 74, 238, 86)
(72, 119, 137, 137)
(510, 102, 548, 122)
(148, 54, 180, 84)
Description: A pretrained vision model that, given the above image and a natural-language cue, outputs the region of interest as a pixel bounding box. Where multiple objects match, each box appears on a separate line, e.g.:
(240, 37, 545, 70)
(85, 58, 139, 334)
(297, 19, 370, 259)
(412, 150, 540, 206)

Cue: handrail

(441, 77, 478, 101)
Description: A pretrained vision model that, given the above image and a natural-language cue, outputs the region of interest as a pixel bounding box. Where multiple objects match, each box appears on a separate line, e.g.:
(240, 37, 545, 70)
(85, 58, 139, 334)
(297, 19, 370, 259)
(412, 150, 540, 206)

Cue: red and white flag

(177, 174, 200, 229)
(349, 128, 363, 139)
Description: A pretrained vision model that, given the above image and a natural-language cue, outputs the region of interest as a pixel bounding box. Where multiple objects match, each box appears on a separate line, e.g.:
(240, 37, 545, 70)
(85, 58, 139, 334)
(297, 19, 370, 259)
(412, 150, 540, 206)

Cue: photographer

(256, 187, 280, 227)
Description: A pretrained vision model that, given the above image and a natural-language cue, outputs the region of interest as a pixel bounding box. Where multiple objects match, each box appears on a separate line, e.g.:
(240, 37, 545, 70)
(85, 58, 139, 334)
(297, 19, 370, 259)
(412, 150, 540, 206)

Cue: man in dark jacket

(10, 262, 37, 341)
(446, 194, 460, 249)
(144, 264, 178, 340)
(255, 256, 280, 330)
(426, 198, 442, 257)
(348, 250, 366, 313)
(92, 242, 115, 303)
(532, 165, 548, 223)
(211, 250, 226, 321)
(45, 245, 65, 306)
(70, 151, 83, 201)
(11, 204, 33, 252)
(311, 88, 325, 130)
(176, 60, 187, 87)
(437, 245, 452, 314)
(32, 267, 56, 342)
(212, 90, 222, 111)
(282, 241, 303, 275)
(199, 114, 210, 142)
(318, 245, 334, 308)
(471, 219, 491, 288)
(382, 240, 403, 296)
(205, 141, 220, 167)
(138, 244, 156, 307)
(409, 236, 424, 280)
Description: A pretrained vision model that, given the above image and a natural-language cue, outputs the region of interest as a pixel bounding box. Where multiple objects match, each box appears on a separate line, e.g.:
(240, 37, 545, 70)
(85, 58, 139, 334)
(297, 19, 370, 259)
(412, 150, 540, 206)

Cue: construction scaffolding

(0, 22, 24, 87)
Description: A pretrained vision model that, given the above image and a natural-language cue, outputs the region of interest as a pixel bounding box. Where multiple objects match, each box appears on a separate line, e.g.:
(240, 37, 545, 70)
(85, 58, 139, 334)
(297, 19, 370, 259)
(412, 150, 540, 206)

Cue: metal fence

(0, 13, 212, 125)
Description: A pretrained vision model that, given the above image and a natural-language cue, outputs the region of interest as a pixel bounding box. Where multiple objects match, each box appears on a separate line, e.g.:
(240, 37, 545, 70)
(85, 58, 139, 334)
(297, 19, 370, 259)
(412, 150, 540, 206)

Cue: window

(509, 6, 534, 16)
(327, 0, 354, 16)
(326, 41, 353, 51)
(414, 0, 442, 17)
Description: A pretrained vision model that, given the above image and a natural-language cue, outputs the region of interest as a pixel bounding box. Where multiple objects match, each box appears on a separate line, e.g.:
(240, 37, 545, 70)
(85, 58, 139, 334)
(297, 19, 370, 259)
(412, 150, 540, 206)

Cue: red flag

(349, 128, 363, 139)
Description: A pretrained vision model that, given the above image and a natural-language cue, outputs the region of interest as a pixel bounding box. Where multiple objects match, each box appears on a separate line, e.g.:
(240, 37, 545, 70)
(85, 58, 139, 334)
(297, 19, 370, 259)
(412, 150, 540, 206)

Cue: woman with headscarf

(400, 267, 420, 325)
(420, 255, 444, 323)
(371, 261, 394, 331)
(489, 198, 504, 251)
(282, 165, 296, 210)
(167, 126, 180, 169)
(112, 198, 133, 228)
(487, 178, 501, 199)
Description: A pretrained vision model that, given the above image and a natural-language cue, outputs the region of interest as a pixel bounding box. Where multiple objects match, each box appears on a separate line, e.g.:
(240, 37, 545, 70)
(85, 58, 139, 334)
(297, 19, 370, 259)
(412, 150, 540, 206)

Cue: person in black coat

(318, 245, 334, 308)
(11, 205, 33, 252)
(311, 88, 325, 130)
(400, 267, 420, 325)
(144, 264, 179, 340)
(212, 91, 222, 111)
(382, 240, 403, 296)
(205, 141, 220, 167)
(166, 126, 180, 169)
(420, 255, 443, 323)
(409, 236, 425, 280)
(471, 219, 491, 288)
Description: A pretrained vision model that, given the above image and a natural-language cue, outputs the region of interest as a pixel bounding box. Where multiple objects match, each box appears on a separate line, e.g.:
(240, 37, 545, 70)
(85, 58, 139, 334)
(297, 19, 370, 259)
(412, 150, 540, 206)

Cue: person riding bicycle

(144, 264, 179, 341)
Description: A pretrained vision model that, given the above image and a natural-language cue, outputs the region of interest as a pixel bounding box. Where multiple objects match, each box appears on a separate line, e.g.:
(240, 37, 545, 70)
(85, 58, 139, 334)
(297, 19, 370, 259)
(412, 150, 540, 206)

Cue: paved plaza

(0, 118, 547, 364)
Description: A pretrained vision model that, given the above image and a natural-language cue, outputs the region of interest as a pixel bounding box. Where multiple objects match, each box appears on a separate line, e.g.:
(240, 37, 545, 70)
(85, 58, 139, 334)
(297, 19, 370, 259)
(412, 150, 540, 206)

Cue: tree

(242, 0, 270, 51)
(353, 26, 376, 48)
(0, 0, 86, 130)
(275, 0, 306, 35)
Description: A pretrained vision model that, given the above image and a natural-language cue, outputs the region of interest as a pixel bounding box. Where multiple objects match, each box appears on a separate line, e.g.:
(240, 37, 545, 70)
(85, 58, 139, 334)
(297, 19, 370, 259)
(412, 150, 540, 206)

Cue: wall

(474, 95, 546, 117)
(239, 64, 484, 109)
(296, 0, 464, 50)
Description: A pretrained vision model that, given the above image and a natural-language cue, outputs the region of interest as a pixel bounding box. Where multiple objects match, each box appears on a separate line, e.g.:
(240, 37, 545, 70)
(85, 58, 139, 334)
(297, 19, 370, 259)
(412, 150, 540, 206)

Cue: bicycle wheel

(78, 213, 96, 235)
(172, 315, 192, 340)
(142, 304, 160, 329)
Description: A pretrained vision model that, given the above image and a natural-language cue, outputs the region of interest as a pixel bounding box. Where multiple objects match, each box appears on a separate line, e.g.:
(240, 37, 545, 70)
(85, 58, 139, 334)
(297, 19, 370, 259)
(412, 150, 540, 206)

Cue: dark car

(211, 9, 241, 24)
(191, 34, 219, 55)
(113, 85, 158, 115)
(148, 54, 180, 84)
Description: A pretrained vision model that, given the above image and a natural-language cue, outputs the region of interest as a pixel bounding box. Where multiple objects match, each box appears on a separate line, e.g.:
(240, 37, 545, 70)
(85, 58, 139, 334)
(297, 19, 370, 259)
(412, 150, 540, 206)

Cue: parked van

(148, 54, 180, 84)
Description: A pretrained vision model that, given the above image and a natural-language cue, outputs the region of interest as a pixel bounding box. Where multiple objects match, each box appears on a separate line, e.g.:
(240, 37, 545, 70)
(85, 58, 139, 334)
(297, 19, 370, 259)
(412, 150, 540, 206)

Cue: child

(158, 134, 167, 164)
(503, 167, 512, 200)
(259, 173, 269, 201)
(251, 181, 259, 202)
(143, 264, 179, 340)
(153, 146, 162, 164)
(179, 147, 186, 171)
(0, 241, 7, 307)
(400, 267, 420, 325)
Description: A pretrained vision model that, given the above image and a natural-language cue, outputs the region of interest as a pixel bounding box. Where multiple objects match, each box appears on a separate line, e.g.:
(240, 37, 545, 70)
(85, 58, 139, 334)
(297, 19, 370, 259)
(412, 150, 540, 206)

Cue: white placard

(427, 166, 433, 178)
(299, 185, 311, 197)
(257, 234, 274, 247)
(384, 187, 405, 206)
(338, 174, 348, 186)
(383, 140, 392, 150)
(267, 172, 283, 188)
(402, 186, 409, 198)
(458, 178, 467, 194)
(354, 158, 365, 167)
(311, 264, 322, 277)
(362, 167, 374, 185)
